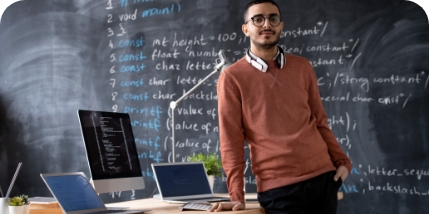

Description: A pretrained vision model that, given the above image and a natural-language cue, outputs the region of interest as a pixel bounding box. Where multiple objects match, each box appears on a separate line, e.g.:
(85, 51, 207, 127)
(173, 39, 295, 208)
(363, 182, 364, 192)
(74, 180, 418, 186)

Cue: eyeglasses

(245, 14, 282, 27)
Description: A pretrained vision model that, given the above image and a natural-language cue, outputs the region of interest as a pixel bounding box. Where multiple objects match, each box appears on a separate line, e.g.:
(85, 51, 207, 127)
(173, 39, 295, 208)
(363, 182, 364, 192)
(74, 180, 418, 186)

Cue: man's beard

(252, 33, 280, 50)
(254, 40, 278, 49)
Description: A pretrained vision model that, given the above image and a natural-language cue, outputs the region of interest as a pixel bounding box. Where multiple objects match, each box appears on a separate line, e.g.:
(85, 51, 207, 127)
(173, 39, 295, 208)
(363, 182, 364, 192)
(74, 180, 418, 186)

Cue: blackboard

(0, 0, 428, 213)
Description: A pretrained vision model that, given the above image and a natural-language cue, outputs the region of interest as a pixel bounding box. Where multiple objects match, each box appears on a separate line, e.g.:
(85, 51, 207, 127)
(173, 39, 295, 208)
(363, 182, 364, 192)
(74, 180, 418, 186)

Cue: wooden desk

(29, 193, 342, 213)
(29, 195, 264, 214)
(106, 198, 264, 214)
(107, 192, 342, 213)
(30, 202, 62, 214)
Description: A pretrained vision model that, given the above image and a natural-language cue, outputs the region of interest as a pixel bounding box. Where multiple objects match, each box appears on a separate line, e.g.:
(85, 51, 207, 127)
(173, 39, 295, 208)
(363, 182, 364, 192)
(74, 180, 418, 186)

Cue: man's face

(242, 3, 283, 49)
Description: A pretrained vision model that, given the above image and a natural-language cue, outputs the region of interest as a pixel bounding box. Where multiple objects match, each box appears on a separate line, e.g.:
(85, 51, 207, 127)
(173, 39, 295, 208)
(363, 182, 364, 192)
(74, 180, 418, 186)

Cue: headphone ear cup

(255, 57, 268, 72)
(277, 46, 285, 69)
(277, 55, 282, 68)
(246, 49, 268, 72)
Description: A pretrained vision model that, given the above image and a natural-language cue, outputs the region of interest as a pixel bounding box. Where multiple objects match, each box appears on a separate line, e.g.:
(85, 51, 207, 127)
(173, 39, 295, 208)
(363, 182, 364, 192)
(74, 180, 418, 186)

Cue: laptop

(40, 172, 147, 214)
(151, 162, 230, 203)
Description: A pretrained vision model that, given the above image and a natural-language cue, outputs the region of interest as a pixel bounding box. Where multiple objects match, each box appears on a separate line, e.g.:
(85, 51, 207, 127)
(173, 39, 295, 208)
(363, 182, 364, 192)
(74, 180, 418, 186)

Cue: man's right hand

(208, 201, 245, 212)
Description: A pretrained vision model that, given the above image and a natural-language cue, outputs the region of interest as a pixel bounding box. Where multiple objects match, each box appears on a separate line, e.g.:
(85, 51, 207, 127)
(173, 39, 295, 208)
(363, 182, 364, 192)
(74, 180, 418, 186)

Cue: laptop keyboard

(93, 210, 142, 213)
(94, 211, 127, 213)
(175, 197, 229, 202)
(94, 211, 122, 213)
(179, 203, 213, 211)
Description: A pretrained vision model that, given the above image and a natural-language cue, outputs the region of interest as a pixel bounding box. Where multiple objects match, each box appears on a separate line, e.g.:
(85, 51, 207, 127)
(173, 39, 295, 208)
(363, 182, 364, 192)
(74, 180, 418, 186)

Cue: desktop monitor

(77, 109, 145, 194)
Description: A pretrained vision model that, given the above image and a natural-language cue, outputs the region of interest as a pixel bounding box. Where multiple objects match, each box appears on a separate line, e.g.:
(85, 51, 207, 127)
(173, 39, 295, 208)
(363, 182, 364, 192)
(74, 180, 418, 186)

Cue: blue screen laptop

(40, 172, 147, 214)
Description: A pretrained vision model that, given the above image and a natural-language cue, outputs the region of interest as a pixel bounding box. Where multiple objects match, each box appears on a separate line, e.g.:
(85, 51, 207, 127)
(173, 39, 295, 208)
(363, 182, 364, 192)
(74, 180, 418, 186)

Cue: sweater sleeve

(304, 61, 352, 172)
(217, 71, 246, 203)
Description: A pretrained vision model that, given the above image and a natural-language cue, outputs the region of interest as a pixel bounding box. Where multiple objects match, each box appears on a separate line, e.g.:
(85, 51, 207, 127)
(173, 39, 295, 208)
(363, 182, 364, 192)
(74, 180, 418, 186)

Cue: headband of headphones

(245, 46, 285, 72)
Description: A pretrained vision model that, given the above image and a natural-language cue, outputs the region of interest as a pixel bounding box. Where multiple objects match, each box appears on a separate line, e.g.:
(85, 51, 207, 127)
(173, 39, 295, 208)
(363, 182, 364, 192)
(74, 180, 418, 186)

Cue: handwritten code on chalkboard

(0, 0, 428, 213)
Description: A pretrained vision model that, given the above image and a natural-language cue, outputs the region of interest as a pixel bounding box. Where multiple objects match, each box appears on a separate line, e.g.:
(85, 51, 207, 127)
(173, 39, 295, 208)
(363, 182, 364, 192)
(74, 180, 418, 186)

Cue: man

(209, 0, 352, 213)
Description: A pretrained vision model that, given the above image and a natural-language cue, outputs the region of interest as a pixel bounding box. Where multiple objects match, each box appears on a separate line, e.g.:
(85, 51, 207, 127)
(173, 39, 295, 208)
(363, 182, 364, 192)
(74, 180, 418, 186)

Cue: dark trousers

(257, 171, 342, 214)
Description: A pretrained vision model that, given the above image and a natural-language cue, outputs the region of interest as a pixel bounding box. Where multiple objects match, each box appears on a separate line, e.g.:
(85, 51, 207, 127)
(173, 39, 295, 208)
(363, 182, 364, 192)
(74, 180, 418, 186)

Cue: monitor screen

(77, 110, 144, 193)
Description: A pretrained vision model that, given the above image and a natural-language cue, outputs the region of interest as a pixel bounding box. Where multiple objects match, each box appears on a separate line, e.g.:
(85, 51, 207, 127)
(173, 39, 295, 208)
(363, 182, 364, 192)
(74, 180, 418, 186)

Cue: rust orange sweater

(217, 54, 352, 203)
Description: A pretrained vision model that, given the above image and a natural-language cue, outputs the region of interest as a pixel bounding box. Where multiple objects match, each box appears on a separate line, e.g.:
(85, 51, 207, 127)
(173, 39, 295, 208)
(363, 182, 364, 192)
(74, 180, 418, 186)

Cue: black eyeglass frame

(245, 14, 282, 27)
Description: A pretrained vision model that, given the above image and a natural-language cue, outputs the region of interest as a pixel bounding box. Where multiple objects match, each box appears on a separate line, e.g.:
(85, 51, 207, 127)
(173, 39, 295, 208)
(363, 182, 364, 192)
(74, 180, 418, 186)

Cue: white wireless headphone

(245, 46, 286, 72)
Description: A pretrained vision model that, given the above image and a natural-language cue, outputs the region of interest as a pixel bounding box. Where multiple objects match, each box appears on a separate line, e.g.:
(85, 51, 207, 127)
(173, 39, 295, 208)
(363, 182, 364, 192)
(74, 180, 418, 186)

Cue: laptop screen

(42, 173, 105, 212)
(152, 163, 212, 198)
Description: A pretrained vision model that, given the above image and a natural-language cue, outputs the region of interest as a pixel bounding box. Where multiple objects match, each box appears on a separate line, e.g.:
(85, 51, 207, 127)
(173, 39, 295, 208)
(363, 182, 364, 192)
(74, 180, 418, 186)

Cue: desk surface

(106, 192, 343, 213)
(106, 197, 264, 214)
(29, 198, 263, 214)
(29, 193, 343, 214)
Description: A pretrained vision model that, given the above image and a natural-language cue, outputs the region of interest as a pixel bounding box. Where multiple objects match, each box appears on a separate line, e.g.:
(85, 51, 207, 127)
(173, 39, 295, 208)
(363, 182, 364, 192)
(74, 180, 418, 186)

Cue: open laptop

(151, 162, 230, 203)
(40, 172, 147, 214)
